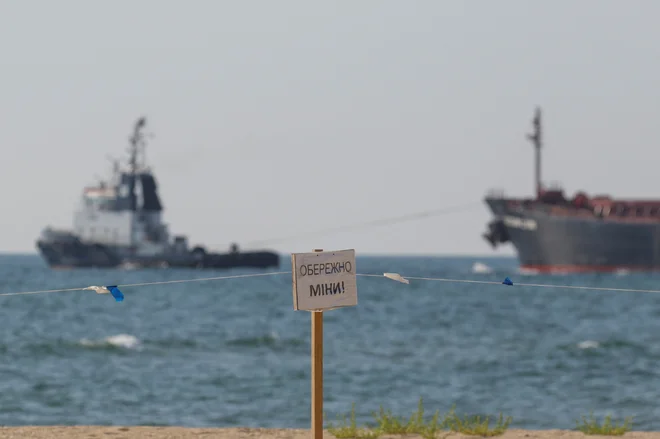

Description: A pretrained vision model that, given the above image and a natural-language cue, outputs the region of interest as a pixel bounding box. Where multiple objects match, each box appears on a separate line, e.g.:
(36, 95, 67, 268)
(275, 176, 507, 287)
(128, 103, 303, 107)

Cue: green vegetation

(443, 406, 512, 437)
(325, 399, 639, 437)
(575, 412, 633, 436)
(325, 398, 512, 438)
(371, 398, 444, 439)
(324, 403, 380, 439)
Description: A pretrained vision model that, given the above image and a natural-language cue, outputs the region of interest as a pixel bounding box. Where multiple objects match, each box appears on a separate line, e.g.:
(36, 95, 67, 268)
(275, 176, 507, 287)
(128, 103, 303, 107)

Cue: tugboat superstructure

(36, 117, 279, 269)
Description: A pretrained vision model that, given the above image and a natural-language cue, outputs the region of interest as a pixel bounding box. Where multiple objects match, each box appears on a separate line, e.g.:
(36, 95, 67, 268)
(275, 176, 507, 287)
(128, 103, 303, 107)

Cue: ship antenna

(526, 107, 542, 198)
(105, 155, 120, 179)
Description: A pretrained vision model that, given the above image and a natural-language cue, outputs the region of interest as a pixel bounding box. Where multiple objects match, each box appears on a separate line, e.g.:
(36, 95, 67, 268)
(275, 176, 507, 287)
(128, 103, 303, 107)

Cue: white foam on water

(471, 262, 493, 274)
(577, 340, 599, 350)
(79, 333, 142, 350)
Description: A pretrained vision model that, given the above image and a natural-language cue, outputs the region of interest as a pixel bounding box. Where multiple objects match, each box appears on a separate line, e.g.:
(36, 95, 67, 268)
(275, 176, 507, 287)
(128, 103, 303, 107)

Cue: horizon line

(0, 251, 516, 259)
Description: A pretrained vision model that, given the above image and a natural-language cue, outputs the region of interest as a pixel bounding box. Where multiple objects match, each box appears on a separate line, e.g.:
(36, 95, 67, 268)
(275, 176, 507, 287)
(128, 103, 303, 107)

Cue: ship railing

(486, 188, 506, 199)
(40, 228, 77, 241)
(547, 181, 564, 191)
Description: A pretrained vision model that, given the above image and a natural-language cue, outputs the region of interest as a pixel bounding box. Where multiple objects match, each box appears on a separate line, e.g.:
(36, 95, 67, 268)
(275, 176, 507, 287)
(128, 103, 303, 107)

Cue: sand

(0, 428, 656, 439)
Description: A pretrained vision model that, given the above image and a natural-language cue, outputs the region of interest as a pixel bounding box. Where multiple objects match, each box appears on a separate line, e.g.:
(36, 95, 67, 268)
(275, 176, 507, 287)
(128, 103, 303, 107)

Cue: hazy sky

(2, 0, 659, 256)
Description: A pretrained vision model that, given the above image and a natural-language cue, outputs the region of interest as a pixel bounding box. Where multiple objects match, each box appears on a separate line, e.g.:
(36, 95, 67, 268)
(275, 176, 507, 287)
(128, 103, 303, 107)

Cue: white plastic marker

(82, 285, 124, 301)
(291, 249, 358, 439)
(384, 272, 410, 284)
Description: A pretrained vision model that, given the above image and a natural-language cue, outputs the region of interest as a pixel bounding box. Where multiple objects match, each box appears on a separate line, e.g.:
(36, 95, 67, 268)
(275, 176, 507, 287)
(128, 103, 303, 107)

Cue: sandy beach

(0, 428, 655, 439)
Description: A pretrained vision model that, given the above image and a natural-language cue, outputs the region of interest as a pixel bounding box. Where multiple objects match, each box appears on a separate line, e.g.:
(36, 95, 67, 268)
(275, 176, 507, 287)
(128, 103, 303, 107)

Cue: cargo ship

(482, 107, 660, 273)
(36, 117, 280, 270)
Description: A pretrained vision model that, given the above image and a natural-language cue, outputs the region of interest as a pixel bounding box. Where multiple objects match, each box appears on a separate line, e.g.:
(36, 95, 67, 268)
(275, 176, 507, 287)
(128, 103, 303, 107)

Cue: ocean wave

(577, 340, 599, 349)
(471, 262, 493, 274)
(79, 334, 142, 350)
(225, 331, 305, 351)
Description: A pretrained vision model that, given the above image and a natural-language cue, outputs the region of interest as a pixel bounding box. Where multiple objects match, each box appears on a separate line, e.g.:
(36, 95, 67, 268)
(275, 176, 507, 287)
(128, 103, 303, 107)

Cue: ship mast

(526, 107, 542, 198)
(128, 117, 147, 212)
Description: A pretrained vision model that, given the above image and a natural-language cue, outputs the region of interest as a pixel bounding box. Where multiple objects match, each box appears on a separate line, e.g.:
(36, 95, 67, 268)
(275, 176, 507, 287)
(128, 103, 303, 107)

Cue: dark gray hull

(484, 197, 660, 272)
(37, 238, 121, 268)
(36, 233, 279, 270)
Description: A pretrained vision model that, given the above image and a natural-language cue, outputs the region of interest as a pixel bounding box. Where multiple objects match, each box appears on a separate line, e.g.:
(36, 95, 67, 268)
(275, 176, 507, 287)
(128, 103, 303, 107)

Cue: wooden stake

(311, 249, 324, 439)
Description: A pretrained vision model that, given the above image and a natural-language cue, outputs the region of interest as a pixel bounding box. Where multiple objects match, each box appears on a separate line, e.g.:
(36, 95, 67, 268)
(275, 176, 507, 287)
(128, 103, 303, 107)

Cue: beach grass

(324, 403, 380, 439)
(442, 406, 512, 437)
(575, 412, 633, 436)
(325, 398, 512, 438)
(326, 399, 637, 437)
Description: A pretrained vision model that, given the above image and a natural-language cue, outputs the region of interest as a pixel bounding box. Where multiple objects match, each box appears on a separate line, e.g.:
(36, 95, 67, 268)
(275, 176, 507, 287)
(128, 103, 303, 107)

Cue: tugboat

(36, 117, 280, 269)
(483, 107, 660, 273)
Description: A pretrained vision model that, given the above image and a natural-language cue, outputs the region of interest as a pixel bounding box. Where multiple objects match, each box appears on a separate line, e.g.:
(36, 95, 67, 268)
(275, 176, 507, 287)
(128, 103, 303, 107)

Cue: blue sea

(1, 253, 660, 430)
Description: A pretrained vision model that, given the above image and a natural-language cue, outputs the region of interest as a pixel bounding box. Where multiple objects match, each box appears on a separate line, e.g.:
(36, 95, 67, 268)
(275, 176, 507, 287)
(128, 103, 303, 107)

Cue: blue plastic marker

(83, 285, 125, 301)
(105, 285, 124, 302)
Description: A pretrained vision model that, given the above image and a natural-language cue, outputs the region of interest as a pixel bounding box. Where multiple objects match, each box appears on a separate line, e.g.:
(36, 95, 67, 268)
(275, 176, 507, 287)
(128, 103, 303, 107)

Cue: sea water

(0, 254, 659, 429)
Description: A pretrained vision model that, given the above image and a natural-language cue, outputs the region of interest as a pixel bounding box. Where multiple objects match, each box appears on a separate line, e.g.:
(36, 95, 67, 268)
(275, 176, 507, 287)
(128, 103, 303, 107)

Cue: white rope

(244, 203, 481, 247)
(366, 274, 660, 294)
(0, 271, 290, 297)
(0, 271, 658, 298)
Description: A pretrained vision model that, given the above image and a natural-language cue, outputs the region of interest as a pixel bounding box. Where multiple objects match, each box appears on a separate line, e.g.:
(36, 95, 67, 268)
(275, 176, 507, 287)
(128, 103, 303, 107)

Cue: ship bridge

(73, 168, 169, 252)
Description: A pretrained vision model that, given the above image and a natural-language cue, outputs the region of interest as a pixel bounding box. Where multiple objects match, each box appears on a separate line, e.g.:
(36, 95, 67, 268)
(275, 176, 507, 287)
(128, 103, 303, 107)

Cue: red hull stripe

(520, 264, 660, 273)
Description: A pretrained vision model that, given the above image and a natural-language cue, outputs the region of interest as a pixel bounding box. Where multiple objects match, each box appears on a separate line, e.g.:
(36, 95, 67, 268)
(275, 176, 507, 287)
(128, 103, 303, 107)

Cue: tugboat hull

(36, 235, 279, 270)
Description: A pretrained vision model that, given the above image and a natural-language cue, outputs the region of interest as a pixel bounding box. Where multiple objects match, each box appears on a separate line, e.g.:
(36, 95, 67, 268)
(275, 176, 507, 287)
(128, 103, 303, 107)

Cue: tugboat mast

(527, 107, 542, 198)
(127, 117, 147, 212)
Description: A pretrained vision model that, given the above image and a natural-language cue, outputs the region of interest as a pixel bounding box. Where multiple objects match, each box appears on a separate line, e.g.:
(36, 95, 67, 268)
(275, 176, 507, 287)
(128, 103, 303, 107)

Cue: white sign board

(291, 249, 358, 311)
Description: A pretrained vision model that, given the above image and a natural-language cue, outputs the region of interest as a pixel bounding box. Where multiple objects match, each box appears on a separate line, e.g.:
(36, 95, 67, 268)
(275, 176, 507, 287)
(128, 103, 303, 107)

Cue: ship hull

(36, 239, 122, 268)
(484, 197, 660, 273)
(36, 236, 279, 270)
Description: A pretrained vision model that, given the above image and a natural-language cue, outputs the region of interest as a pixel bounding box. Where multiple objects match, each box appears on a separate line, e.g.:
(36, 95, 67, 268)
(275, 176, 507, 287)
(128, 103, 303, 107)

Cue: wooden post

(292, 248, 356, 439)
(311, 248, 324, 439)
